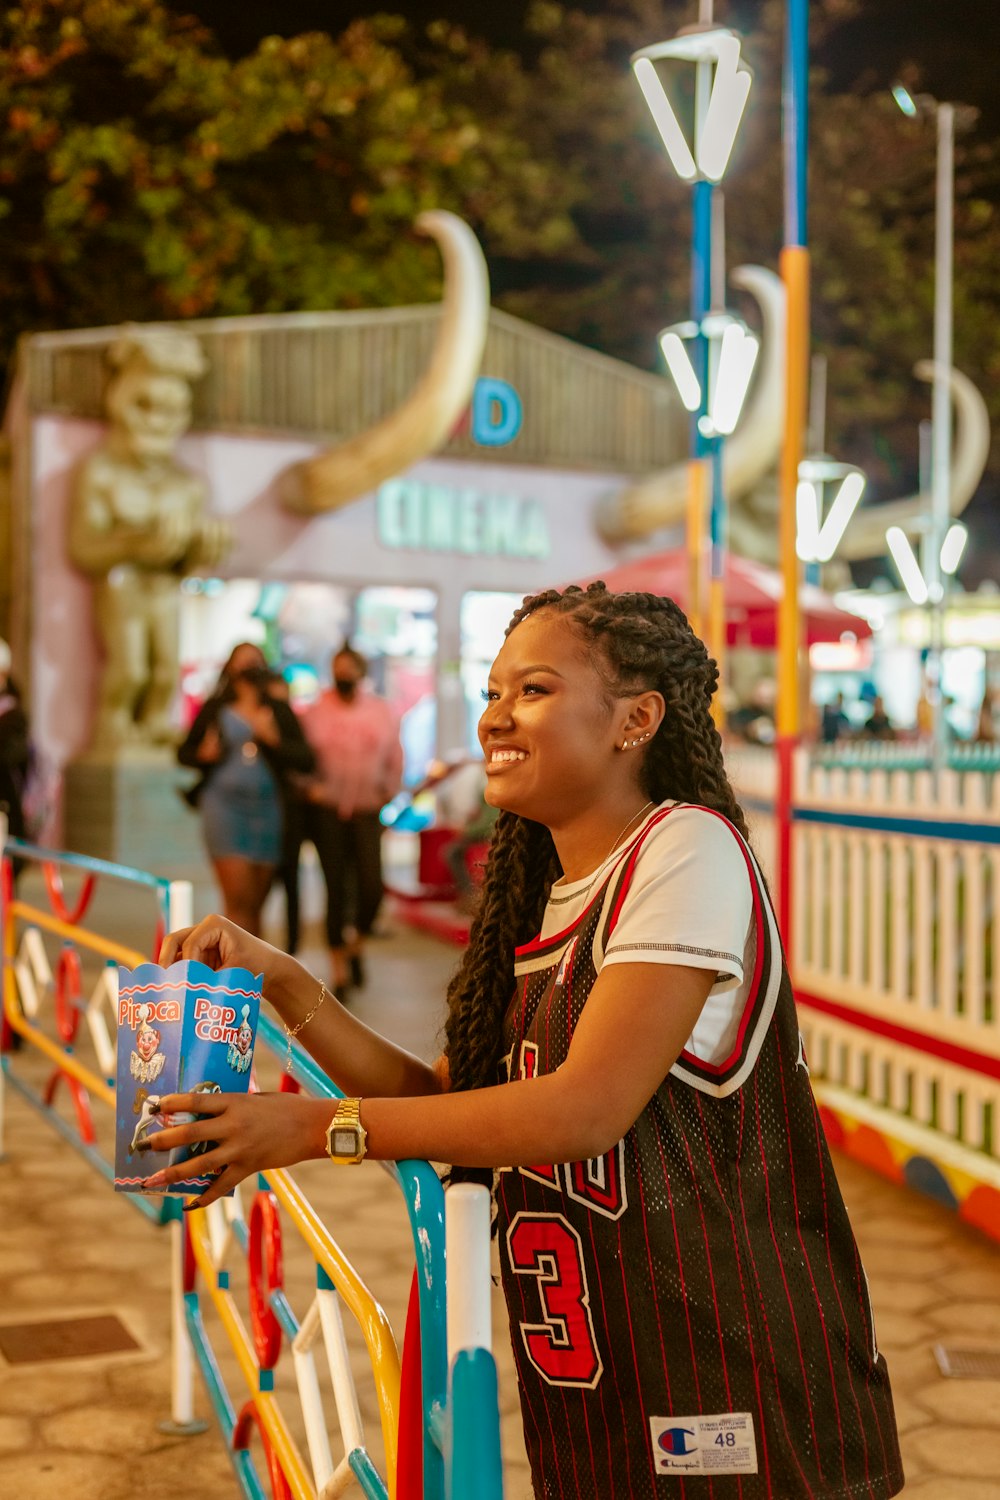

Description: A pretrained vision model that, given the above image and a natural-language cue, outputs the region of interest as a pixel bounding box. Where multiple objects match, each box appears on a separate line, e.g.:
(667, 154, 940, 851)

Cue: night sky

(166, 1, 1000, 130)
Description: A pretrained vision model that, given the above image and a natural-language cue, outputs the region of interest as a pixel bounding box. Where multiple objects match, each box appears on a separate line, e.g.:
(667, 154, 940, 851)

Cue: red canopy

(574, 549, 871, 648)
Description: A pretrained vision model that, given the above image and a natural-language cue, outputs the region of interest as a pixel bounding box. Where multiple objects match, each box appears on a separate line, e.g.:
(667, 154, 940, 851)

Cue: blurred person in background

(303, 643, 403, 996)
(265, 669, 311, 953)
(820, 691, 850, 745)
(178, 643, 314, 935)
(861, 694, 895, 741)
(0, 638, 30, 845)
(974, 689, 997, 744)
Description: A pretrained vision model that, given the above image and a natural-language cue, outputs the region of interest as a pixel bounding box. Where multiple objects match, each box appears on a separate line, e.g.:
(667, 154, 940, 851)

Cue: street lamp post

(631, 8, 752, 692)
(893, 85, 977, 773)
(775, 0, 809, 949)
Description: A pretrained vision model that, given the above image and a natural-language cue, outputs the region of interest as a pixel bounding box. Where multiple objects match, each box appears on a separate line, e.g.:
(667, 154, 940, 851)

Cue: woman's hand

(159, 914, 294, 993)
(247, 703, 280, 747)
(196, 725, 222, 763)
(139, 1090, 332, 1207)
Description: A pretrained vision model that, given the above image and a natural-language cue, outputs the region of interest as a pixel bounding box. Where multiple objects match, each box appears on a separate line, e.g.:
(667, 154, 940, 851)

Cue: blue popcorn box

(114, 959, 263, 1196)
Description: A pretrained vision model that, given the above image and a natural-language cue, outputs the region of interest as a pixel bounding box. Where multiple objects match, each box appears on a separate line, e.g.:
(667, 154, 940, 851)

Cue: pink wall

(31, 416, 632, 768)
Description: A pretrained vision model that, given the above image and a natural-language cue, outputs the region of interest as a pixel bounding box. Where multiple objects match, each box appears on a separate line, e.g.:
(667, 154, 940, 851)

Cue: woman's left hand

(247, 703, 280, 747)
(140, 1090, 331, 1207)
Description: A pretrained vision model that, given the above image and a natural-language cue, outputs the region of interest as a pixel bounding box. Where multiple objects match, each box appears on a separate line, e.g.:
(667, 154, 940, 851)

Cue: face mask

(334, 678, 358, 700)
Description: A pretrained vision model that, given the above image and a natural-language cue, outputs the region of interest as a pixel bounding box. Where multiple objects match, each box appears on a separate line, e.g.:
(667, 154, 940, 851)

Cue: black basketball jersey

(496, 805, 904, 1499)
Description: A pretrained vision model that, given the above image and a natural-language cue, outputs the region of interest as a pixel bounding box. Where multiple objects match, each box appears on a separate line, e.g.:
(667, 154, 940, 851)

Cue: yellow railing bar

(1, 1001, 115, 1107)
(2, 901, 145, 1108)
(188, 1208, 317, 1500)
(10, 900, 148, 968)
(265, 1166, 401, 1497)
(5, 897, 401, 1494)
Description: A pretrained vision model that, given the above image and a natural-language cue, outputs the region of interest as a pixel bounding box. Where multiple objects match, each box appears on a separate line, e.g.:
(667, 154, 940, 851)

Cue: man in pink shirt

(302, 644, 403, 995)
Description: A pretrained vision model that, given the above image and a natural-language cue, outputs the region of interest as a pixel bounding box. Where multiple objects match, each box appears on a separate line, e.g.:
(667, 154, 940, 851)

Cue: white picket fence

(727, 743, 1000, 1188)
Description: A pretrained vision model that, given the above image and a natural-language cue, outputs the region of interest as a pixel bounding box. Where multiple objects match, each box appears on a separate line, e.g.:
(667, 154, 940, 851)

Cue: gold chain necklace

(574, 800, 655, 898)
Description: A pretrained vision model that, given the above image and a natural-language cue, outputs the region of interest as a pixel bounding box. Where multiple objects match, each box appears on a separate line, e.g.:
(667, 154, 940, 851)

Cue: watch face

(333, 1128, 358, 1156)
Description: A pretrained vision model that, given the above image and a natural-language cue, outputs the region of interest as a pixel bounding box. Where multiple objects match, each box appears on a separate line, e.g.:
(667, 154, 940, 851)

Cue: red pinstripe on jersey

(497, 803, 904, 1499)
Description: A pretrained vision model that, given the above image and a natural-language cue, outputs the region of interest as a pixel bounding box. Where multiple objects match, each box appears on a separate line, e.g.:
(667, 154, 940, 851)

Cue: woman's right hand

(196, 725, 223, 764)
(158, 915, 293, 993)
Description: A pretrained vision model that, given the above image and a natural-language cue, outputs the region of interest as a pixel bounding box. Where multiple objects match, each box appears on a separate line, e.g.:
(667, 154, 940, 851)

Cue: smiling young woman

(148, 583, 904, 1500)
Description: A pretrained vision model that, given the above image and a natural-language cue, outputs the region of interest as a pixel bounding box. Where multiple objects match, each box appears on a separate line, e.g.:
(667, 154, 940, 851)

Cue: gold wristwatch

(325, 1098, 367, 1165)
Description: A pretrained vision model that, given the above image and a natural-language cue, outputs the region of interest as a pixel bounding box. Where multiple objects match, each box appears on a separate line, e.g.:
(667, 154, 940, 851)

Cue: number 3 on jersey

(506, 1212, 603, 1389)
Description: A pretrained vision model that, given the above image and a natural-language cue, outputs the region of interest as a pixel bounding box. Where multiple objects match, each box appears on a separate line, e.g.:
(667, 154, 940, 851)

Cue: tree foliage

(0, 0, 578, 337)
(2, 0, 999, 529)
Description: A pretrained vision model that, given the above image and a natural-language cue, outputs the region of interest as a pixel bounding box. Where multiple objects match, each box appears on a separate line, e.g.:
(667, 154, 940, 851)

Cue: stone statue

(69, 327, 231, 754)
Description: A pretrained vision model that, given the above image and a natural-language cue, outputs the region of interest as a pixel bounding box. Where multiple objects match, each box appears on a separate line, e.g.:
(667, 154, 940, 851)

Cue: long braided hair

(444, 583, 751, 1149)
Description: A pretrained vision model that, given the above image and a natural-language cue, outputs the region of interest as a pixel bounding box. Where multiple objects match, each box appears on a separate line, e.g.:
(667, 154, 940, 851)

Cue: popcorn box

(114, 960, 263, 1196)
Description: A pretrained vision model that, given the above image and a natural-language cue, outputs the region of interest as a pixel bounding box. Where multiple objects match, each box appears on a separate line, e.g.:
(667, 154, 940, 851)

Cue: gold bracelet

(283, 981, 329, 1073)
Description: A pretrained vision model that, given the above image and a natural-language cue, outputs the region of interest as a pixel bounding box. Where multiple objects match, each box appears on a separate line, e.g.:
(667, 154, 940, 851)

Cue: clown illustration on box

(129, 1004, 166, 1084)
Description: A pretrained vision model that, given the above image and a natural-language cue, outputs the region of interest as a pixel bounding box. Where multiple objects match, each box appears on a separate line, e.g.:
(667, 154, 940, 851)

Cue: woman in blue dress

(178, 643, 314, 935)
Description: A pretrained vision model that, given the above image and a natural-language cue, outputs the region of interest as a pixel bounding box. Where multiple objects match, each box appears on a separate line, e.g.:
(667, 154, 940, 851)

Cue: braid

(443, 581, 751, 1151)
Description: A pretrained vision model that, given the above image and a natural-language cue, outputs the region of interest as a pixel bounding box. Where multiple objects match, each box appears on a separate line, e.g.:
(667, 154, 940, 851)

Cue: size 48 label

(649, 1412, 758, 1475)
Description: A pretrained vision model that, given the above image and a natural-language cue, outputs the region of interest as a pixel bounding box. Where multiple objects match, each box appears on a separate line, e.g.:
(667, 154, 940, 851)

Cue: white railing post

(160, 1210, 207, 1435)
(446, 1183, 493, 1367)
(162, 878, 201, 1436)
(166, 879, 194, 935)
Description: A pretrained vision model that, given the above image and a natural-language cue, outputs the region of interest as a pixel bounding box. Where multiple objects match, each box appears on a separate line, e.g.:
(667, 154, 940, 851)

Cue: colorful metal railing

(727, 745, 1000, 1242)
(0, 829, 503, 1499)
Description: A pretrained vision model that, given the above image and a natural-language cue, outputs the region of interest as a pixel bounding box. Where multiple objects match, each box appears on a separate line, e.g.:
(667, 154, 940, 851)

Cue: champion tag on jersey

(649, 1412, 758, 1475)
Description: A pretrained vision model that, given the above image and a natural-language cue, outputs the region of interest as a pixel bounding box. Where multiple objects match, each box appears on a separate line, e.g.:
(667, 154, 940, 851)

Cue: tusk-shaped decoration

(278, 210, 490, 516)
(836, 361, 991, 560)
(595, 264, 785, 543)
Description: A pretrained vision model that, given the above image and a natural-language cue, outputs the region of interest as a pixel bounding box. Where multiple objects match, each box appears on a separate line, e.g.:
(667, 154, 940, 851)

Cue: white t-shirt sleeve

(600, 806, 753, 993)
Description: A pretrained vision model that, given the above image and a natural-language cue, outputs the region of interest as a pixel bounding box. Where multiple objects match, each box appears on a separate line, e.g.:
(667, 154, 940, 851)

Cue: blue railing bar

(390, 1158, 448, 1499)
(428, 1399, 448, 1455)
(269, 1287, 300, 1341)
(258, 1013, 343, 1103)
(233, 1216, 250, 1254)
(793, 807, 1000, 844)
(739, 795, 1000, 847)
(184, 1293, 269, 1500)
(450, 1349, 504, 1500)
(1, 1055, 165, 1224)
(257, 1012, 448, 1499)
(4, 836, 172, 891)
(348, 1445, 390, 1500)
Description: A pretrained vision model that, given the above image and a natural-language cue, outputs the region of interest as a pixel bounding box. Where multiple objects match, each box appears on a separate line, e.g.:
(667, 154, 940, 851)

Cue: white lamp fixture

(795, 456, 866, 563)
(886, 527, 930, 605)
(632, 29, 753, 184)
(939, 521, 969, 575)
(658, 313, 759, 437)
(886, 520, 968, 602)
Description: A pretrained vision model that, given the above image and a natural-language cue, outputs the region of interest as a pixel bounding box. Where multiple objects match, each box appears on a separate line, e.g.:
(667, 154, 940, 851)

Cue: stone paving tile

(924, 1300, 1000, 1340)
(905, 1424, 1000, 1481)
(902, 1483, 1000, 1500)
(0, 1414, 33, 1452)
(936, 1262, 1000, 1300)
(0, 1450, 133, 1500)
(915, 1377, 1000, 1426)
(857, 1239, 963, 1281)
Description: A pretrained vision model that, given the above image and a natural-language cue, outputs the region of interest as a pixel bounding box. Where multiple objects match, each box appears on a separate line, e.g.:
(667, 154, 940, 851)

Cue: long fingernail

(145, 1170, 167, 1188)
(149, 1100, 162, 1115)
(136, 1142, 151, 1154)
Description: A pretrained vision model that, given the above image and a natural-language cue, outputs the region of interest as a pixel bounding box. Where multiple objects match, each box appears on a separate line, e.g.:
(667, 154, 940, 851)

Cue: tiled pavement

(2, 868, 1000, 1497)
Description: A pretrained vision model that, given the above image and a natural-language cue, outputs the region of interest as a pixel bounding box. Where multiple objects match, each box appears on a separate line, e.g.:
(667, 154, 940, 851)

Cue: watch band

(325, 1097, 367, 1165)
